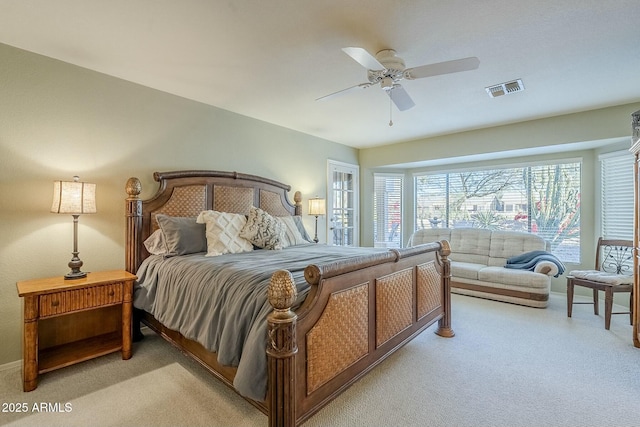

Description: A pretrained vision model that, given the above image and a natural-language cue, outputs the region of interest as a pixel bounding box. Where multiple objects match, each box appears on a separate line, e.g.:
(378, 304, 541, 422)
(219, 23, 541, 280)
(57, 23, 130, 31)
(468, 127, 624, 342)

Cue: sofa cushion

(450, 228, 491, 264)
(451, 261, 486, 281)
(478, 266, 549, 289)
(488, 230, 548, 266)
(408, 228, 451, 246)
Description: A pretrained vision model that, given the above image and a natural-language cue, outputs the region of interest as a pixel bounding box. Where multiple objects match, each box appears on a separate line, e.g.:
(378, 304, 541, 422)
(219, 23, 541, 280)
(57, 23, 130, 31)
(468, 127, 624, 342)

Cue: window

(415, 160, 581, 262)
(600, 152, 634, 240)
(374, 173, 403, 248)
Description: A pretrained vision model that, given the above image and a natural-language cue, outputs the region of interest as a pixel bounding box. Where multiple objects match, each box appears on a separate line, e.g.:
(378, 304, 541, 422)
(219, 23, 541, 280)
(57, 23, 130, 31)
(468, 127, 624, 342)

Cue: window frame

(413, 157, 582, 262)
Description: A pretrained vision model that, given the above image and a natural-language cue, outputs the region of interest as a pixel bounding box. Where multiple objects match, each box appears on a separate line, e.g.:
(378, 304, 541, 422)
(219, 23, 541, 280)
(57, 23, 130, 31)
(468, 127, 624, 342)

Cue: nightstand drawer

(39, 282, 124, 318)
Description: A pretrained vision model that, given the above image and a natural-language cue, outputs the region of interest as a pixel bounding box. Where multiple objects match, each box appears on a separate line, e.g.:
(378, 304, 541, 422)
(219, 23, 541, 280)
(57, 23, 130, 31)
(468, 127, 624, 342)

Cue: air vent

(485, 79, 525, 98)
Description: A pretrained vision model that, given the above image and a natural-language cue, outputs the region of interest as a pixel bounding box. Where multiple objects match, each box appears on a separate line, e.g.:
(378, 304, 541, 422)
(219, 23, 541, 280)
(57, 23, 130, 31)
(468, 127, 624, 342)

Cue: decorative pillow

(240, 206, 285, 250)
(143, 229, 167, 255)
(155, 214, 207, 256)
(196, 210, 253, 256)
(279, 216, 310, 247)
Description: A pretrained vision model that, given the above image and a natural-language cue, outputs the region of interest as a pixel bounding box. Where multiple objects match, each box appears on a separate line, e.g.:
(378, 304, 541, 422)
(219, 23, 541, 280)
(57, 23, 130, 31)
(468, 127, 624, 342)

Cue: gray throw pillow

(156, 214, 207, 256)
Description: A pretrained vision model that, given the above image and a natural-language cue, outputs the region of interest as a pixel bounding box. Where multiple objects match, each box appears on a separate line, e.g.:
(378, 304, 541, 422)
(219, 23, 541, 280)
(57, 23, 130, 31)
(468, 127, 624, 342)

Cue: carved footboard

(267, 241, 452, 427)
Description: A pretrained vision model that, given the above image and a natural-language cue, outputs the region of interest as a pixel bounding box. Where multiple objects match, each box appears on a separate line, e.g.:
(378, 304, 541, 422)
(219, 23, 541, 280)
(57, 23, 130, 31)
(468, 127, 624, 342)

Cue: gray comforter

(133, 244, 383, 401)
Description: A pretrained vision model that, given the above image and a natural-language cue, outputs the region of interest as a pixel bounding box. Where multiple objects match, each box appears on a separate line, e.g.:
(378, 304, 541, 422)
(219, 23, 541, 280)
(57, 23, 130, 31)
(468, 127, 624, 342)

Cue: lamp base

(64, 270, 87, 280)
(65, 252, 86, 280)
(313, 215, 319, 244)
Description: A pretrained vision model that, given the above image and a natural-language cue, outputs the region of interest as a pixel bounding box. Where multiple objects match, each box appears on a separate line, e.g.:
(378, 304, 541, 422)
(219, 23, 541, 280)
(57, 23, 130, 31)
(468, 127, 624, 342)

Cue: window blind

(374, 174, 403, 248)
(601, 152, 634, 240)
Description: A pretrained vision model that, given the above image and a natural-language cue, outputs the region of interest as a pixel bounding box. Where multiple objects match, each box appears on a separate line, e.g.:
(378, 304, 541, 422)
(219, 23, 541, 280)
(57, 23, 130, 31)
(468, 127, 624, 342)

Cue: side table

(16, 270, 137, 391)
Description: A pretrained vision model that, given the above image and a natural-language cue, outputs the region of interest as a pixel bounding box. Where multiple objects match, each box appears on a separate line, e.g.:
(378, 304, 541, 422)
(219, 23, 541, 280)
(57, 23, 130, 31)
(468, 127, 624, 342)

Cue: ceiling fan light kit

(380, 76, 394, 91)
(317, 46, 480, 117)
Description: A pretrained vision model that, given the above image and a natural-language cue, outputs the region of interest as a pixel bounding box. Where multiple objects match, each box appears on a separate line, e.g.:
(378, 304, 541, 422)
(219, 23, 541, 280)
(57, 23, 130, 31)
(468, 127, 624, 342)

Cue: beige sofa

(409, 228, 559, 308)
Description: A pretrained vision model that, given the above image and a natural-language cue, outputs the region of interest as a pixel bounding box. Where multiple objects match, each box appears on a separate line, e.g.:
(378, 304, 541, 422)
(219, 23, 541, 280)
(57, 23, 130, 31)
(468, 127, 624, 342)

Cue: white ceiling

(1, 0, 639, 149)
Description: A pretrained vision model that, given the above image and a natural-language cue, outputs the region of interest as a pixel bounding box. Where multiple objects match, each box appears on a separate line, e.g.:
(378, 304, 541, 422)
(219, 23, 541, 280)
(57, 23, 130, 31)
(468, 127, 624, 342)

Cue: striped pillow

(279, 216, 309, 247)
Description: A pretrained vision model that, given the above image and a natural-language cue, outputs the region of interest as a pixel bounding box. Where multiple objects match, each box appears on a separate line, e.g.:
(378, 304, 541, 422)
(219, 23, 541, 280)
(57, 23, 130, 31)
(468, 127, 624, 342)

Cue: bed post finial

(125, 177, 142, 274)
(126, 177, 141, 198)
(435, 239, 454, 338)
(267, 269, 298, 427)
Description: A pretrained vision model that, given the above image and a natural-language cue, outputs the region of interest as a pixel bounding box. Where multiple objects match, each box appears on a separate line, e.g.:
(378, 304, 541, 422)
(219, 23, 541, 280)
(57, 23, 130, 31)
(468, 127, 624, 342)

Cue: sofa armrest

(534, 260, 558, 277)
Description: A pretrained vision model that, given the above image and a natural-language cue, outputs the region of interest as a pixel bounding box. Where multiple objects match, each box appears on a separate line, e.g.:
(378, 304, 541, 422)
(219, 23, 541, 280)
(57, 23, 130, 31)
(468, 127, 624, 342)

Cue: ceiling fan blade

(387, 85, 415, 111)
(342, 47, 385, 70)
(404, 56, 480, 80)
(316, 82, 374, 101)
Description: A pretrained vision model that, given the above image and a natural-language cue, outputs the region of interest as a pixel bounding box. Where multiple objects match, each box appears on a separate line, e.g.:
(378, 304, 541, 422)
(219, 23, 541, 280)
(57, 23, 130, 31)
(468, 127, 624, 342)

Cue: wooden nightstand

(16, 270, 137, 391)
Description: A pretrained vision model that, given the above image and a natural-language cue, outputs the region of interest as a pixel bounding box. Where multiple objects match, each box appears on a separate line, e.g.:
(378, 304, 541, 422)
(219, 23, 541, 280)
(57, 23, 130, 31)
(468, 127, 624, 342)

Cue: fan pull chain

(389, 93, 393, 126)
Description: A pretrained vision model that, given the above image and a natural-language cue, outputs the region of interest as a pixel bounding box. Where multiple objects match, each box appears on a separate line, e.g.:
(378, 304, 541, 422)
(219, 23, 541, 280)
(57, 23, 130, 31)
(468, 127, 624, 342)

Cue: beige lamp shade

(51, 176, 96, 214)
(308, 198, 326, 216)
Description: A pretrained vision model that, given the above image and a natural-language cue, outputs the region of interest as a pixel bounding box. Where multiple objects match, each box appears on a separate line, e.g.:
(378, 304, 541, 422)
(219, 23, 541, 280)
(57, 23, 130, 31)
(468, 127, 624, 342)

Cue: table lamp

(51, 176, 96, 279)
(308, 197, 326, 244)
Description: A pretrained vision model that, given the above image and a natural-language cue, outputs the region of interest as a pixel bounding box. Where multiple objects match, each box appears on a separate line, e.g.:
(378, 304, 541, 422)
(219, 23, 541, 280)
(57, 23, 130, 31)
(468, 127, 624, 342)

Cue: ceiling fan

(317, 47, 480, 112)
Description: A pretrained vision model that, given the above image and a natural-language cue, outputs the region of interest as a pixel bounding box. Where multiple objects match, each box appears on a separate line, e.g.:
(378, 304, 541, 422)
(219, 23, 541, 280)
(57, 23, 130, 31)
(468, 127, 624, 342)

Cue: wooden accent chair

(566, 238, 634, 330)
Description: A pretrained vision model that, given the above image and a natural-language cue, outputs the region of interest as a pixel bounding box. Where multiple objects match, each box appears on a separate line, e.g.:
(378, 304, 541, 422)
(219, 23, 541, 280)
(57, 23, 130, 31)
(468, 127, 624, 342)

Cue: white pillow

(196, 210, 253, 256)
(279, 216, 309, 247)
(240, 206, 285, 250)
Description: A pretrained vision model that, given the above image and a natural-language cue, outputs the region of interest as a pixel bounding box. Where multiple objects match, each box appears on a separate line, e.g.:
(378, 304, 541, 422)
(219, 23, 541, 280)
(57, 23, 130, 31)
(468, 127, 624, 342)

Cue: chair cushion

(568, 270, 633, 285)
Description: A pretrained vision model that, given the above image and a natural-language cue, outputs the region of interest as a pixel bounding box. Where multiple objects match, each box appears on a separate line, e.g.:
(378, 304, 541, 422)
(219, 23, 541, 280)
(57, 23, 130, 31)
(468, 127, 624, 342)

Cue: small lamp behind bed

(308, 197, 326, 244)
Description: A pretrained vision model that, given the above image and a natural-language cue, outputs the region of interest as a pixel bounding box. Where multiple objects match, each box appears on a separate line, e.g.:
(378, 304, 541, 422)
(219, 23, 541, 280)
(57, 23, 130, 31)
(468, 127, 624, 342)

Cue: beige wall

(0, 43, 357, 366)
(359, 103, 640, 169)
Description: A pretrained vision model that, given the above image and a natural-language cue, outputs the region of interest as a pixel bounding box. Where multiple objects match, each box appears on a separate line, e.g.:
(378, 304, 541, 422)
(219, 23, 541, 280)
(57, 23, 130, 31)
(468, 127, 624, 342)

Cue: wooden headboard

(125, 170, 302, 273)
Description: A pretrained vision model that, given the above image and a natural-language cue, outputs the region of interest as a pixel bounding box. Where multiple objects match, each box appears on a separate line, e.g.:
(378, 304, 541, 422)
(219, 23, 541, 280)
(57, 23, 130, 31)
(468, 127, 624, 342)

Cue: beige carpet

(1, 292, 639, 427)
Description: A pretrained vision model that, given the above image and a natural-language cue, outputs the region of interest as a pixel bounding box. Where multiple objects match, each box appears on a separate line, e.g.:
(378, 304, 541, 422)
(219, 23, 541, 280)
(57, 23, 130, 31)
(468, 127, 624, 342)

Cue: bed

(125, 170, 453, 427)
